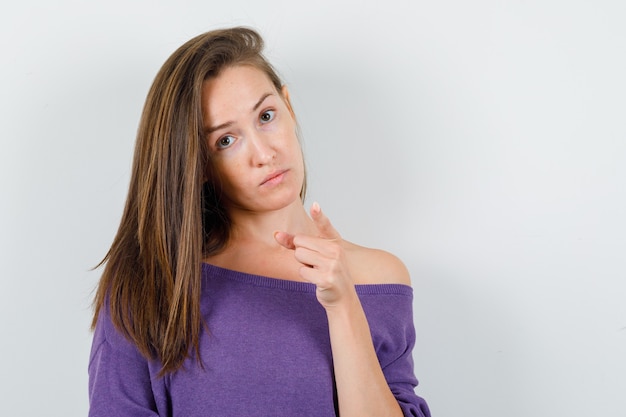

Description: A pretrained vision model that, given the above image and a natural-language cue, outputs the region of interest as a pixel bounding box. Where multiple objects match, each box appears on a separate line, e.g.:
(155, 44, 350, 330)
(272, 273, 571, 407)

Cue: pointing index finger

(310, 202, 341, 240)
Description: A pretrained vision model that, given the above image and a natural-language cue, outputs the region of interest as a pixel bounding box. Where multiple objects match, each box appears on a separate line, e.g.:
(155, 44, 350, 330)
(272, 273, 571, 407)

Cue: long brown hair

(92, 27, 303, 375)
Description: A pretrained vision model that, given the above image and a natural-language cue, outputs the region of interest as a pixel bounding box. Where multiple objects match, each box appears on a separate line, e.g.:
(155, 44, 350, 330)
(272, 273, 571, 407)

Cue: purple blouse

(88, 263, 431, 416)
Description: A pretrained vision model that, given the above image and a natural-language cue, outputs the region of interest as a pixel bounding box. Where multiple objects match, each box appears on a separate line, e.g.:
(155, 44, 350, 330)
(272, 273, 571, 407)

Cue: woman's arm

(274, 203, 407, 417)
(326, 290, 405, 417)
(89, 302, 162, 417)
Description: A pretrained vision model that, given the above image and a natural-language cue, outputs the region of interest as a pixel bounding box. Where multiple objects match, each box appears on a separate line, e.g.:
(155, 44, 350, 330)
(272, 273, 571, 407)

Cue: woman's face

(202, 65, 304, 214)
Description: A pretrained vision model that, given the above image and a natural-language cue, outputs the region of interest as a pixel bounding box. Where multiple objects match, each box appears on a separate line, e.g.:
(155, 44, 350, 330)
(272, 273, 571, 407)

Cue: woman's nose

(249, 132, 275, 166)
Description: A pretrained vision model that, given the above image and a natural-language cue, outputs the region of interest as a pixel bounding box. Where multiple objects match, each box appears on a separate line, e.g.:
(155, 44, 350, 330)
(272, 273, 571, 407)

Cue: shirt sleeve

(360, 287, 432, 417)
(88, 305, 161, 417)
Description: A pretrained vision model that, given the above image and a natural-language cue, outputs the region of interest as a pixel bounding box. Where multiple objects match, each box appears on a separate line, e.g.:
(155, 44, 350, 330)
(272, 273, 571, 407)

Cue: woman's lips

(260, 169, 288, 186)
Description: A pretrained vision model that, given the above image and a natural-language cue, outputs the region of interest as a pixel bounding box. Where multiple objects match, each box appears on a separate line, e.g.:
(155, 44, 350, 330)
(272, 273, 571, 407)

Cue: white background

(1, 1, 625, 416)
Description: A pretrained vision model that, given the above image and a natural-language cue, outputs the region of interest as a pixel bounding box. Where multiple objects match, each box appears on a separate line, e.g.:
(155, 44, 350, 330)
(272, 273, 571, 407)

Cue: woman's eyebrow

(205, 121, 233, 135)
(253, 92, 273, 111)
(205, 92, 274, 135)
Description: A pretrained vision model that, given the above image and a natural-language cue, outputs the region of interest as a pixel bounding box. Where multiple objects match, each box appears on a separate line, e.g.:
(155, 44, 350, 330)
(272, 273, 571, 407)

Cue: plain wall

(1, 1, 624, 416)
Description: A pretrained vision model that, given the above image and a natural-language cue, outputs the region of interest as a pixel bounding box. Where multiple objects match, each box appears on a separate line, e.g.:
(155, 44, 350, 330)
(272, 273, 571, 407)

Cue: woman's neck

(227, 200, 317, 248)
(203, 200, 317, 280)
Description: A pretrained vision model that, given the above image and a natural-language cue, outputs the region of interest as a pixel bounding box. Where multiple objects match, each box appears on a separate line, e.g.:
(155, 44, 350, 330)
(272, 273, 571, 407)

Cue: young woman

(89, 27, 431, 417)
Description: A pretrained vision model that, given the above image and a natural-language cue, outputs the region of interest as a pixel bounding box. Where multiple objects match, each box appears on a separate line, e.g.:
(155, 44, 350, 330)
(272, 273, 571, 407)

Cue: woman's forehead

(201, 66, 280, 126)
(204, 65, 277, 100)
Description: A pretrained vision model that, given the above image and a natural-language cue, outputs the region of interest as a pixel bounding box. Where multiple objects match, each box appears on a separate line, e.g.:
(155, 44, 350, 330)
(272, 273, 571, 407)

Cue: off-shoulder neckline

(201, 263, 413, 296)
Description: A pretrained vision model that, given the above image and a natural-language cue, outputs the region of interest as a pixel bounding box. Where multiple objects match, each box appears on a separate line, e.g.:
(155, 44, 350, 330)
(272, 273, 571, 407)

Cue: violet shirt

(89, 263, 431, 417)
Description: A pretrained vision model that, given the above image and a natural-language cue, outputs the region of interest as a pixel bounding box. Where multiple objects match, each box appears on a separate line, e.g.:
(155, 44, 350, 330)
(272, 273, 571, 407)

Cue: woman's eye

(260, 110, 275, 123)
(216, 135, 236, 149)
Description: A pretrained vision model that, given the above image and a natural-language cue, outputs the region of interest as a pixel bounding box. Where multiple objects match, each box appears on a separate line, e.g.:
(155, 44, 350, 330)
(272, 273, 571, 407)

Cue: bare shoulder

(344, 241, 411, 286)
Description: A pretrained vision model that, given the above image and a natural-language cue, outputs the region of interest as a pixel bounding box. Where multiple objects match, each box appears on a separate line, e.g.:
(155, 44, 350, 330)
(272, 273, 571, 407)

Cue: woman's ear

(281, 85, 296, 120)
